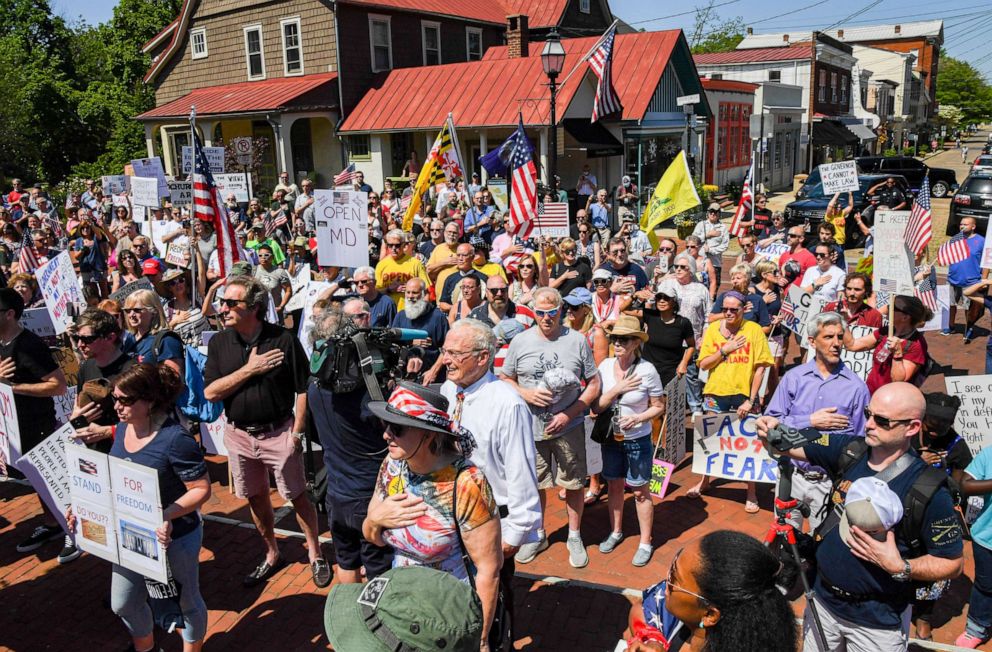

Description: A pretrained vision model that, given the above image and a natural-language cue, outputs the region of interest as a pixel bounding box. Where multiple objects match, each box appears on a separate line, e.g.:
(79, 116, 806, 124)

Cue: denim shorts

(703, 394, 748, 413)
(601, 434, 653, 487)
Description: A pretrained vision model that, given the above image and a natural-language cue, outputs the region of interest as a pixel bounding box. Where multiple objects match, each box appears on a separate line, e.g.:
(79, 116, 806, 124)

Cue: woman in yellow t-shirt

(824, 191, 853, 246)
(687, 290, 773, 513)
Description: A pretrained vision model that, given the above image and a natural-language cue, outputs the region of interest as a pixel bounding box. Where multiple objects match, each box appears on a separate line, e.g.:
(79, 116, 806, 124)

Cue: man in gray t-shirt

(253, 250, 292, 317)
(500, 287, 601, 568)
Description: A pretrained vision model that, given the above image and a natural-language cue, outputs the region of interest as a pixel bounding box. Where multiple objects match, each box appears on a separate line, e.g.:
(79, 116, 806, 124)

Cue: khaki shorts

(224, 417, 306, 500)
(535, 425, 587, 490)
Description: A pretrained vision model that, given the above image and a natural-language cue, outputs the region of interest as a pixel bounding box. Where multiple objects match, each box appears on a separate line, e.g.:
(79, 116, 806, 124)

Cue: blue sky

(62, 0, 992, 77)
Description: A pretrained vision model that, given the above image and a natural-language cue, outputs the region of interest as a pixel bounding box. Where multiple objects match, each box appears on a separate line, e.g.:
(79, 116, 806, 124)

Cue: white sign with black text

(314, 190, 369, 269)
(818, 161, 860, 194)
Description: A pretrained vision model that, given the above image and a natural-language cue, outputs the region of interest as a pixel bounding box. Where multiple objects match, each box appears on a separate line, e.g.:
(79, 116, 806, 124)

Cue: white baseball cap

(839, 477, 904, 547)
(592, 268, 613, 281)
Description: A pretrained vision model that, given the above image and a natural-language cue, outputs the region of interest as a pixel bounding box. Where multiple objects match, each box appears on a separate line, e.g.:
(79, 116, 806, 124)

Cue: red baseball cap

(142, 259, 163, 276)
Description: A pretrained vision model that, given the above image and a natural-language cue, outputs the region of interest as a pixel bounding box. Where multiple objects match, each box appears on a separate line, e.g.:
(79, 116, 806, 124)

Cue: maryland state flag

(402, 114, 464, 231)
(639, 151, 701, 250)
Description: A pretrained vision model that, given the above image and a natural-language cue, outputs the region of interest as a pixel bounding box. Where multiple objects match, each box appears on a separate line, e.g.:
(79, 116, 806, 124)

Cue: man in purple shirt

(765, 311, 870, 531)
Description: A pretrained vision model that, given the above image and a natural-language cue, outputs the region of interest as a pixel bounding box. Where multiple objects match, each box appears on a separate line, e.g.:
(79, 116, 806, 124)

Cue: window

(768, 69, 781, 82)
(369, 15, 392, 72)
(348, 135, 371, 160)
(817, 70, 826, 102)
(840, 75, 848, 105)
(718, 101, 751, 170)
(191, 27, 207, 60)
(243, 26, 265, 80)
(579, 0, 591, 12)
(830, 72, 838, 103)
(466, 27, 483, 61)
(281, 18, 303, 75)
(422, 21, 440, 66)
(710, 73, 722, 80)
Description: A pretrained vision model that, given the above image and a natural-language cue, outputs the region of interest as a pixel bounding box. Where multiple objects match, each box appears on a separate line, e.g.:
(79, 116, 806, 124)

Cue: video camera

(765, 423, 823, 456)
(309, 324, 428, 397)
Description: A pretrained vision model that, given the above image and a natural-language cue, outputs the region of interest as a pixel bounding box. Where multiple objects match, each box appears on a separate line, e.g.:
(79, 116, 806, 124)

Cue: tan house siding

(154, 0, 337, 105)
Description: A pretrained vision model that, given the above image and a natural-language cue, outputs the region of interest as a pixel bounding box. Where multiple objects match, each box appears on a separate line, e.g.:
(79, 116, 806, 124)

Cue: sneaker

(57, 536, 82, 564)
(311, 558, 332, 588)
(598, 532, 624, 554)
(941, 328, 952, 336)
(954, 633, 984, 649)
(691, 411, 703, 419)
(514, 535, 549, 564)
(16, 524, 63, 553)
(632, 545, 654, 567)
(965, 328, 975, 344)
(567, 536, 589, 568)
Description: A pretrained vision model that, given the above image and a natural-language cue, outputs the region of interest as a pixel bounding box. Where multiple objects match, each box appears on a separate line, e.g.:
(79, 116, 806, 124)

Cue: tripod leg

(785, 536, 829, 652)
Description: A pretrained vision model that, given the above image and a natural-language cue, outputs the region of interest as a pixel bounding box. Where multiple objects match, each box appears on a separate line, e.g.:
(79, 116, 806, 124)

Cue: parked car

(854, 155, 957, 198)
(785, 173, 913, 249)
(973, 155, 992, 174)
(946, 172, 992, 236)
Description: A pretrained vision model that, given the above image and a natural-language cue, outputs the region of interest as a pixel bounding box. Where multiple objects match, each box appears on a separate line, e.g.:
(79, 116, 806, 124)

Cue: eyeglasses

(218, 298, 247, 309)
(815, 252, 830, 259)
(667, 549, 711, 605)
(659, 247, 675, 253)
(787, 233, 802, 239)
(169, 277, 185, 286)
(122, 307, 150, 315)
(488, 287, 508, 295)
(355, 279, 374, 286)
(609, 335, 638, 345)
(73, 333, 102, 345)
(534, 307, 560, 319)
(864, 407, 914, 430)
(440, 347, 484, 362)
(593, 279, 611, 285)
(113, 394, 139, 407)
(723, 307, 741, 314)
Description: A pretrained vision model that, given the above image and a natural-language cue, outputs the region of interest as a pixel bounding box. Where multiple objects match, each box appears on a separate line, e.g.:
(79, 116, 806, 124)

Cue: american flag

(505, 116, 538, 239)
(587, 24, 623, 122)
(904, 175, 932, 257)
(915, 268, 938, 312)
(534, 202, 570, 238)
(728, 163, 753, 237)
(17, 228, 39, 273)
(191, 112, 240, 277)
(334, 163, 356, 187)
(779, 298, 795, 320)
(937, 232, 970, 267)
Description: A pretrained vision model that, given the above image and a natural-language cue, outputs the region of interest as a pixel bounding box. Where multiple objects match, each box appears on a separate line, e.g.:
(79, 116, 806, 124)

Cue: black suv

(946, 172, 992, 236)
(854, 156, 957, 197)
(785, 173, 913, 248)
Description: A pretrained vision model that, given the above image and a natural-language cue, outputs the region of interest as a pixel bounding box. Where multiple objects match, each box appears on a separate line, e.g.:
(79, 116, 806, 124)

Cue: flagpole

(556, 19, 619, 91)
(189, 106, 199, 306)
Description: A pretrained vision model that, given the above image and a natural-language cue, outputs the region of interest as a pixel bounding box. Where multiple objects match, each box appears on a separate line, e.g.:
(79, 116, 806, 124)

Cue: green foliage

(884, 148, 898, 158)
(936, 53, 992, 127)
(689, 3, 745, 54)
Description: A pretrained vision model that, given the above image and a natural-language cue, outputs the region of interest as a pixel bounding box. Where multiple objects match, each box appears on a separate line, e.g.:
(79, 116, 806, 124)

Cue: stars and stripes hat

(369, 382, 477, 456)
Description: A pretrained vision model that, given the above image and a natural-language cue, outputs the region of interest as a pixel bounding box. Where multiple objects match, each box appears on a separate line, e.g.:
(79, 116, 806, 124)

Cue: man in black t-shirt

(0, 289, 68, 557)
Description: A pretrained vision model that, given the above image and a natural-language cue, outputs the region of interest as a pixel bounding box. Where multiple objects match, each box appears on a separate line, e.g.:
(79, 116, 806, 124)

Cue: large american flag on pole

(937, 232, 970, 267)
(506, 116, 537, 239)
(587, 24, 623, 122)
(334, 163, 356, 187)
(191, 110, 240, 277)
(728, 163, 753, 237)
(904, 174, 932, 257)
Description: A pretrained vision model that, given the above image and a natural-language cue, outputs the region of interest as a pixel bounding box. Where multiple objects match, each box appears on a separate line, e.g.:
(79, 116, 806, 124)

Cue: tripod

(763, 457, 829, 652)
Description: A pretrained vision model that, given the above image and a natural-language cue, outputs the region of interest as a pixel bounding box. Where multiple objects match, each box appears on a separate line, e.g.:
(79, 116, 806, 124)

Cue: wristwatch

(291, 432, 306, 442)
(891, 558, 912, 582)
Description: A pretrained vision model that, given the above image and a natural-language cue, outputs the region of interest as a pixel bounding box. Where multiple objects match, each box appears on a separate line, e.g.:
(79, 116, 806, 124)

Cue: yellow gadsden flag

(639, 150, 701, 250)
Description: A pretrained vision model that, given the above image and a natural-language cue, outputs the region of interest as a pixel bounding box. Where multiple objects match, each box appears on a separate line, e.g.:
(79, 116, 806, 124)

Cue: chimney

(747, 27, 753, 35)
(782, 34, 790, 43)
(507, 15, 529, 58)
(894, 24, 901, 35)
(837, 29, 844, 38)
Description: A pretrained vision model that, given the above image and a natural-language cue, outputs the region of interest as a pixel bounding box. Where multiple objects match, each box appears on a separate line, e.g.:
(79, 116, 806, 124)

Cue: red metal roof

(341, 30, 683, 132)
(136, 73, 338, 120)
(500, 0, 571, 28)
(701, 78, 758, 93)
(693, 45, 812, 65)
(340, 0, 505, 24)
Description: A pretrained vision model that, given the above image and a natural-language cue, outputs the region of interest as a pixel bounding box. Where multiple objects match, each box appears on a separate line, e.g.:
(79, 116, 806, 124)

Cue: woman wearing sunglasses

(844, 294, 932, 395)
(576, 223, 602, 268)
(625, 530, 798, 651)
(683, 236, 717, 299)
(163, 268, 209, 348)
(111, 249, 142, 295)
(509, 252, 546, 308)
(68, 363, 211, 652)
(123, 289, 183, 374)
(593, 315, 665, 567)
(708, 263, 771, 334)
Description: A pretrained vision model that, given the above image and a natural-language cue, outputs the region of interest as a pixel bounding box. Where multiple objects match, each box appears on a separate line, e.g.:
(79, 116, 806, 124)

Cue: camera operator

(756, 382, 963, 652)
(764, 312, 870, 531)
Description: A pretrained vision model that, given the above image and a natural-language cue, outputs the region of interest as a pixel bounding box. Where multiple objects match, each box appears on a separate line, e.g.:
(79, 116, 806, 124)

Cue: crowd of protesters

(3, 169, 992, 652)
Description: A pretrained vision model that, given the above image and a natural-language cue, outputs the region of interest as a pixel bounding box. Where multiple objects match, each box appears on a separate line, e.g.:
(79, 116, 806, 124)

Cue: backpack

(153, 330, 223, 423)
(817, 438, 947, 558)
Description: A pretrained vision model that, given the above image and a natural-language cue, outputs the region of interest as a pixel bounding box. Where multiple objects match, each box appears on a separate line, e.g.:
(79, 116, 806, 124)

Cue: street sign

(676, 94, 700, 106)
(232, 137, 253, 166)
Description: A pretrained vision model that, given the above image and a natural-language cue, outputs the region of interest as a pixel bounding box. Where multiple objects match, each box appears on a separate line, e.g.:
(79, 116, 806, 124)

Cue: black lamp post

(541, 28, 566, 195)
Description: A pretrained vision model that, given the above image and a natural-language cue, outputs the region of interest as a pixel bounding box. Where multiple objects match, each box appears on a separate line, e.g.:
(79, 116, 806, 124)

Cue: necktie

(451, 391, 465, 427)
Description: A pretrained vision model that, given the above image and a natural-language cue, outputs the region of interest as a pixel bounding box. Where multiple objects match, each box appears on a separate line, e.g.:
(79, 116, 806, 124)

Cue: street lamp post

(541, 28, 565, 196)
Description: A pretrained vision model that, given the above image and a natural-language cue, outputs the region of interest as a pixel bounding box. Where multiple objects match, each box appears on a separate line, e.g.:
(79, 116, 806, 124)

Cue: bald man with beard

(390, 277, 448, 384)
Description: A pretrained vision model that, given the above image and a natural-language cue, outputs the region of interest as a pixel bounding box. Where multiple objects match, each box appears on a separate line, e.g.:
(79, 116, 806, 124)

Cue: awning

(845, 123, 877, 141)
(811, 119, 859, 146)
(563, 118, 623, 158)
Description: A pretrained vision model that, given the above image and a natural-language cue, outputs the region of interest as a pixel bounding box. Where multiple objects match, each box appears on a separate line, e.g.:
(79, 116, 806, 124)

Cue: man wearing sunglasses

(779, 226, 816, 287)
(598, 236, 648, 293)
(437, 242, 487, 314)
(801, 244, 846, 301)
(374, 228, 431, 311)
(691, 203, 729, 282)
(352, 265, 396, 328)
(756, 382, 964, 651)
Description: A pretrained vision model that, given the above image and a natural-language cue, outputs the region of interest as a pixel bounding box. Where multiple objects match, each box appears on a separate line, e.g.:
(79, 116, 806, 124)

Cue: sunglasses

(534, 307, 560, 319)
(815, 252, 830, 259)
(113, 394, 139, 407)
(219, 298, 247, 309)
(787, 233, 802, 238)
(355, 279, 374, 286)
(518, 264, 535, 269)
(122, 307, 150, 315)
(667, 549, 711, 604)
(659, 247, 675, 253)
(133, 243, 148, 248)
(169, 277, 185, 286)
(488, 287, 508, 295)
(864, 407, 914, 430)
(609, 250, 627, 256)
(672, 264, 690, 271)
(593, 279, 611, 285)
(578, 230, 589, 234)
(723, 307, 742, 314)
(610, 335, 638, 344)
(562, 249, 576, 255)
(385, 242, 403, 249)
(73, 333, 103, 345)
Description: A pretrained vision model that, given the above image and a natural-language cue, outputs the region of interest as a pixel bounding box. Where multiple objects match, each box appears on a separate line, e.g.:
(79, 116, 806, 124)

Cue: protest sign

(181, 146, 225, 175)
(314, 190, 369, 269)
(54, 387, 77, 426)
(52, 347, 80, 387)
(200, 412, 229, 457)
(149, 219, 179, 256)
(129, 157, 170, 199)
(20, 307, 56, 338)
(691, 412, 778, 484)
(754, 242, 790, 266)
(102, 175, 128, 196)
(0, 383, 20, 477)
(873, 211, 915, 297)
(112, 194, 130, 209)
(15, 423, 73, 531)
(661, 375, 687, 464)
(804, 324, 874, 380)
(818, 161, 859, 194)
(109, 456, 168, 583)
(488, 180, 508, 212)
(34, 252, 83, 334)
(66, 444, 118, 564)
(110, 277, 155, 304)
(783, 286, 825, 343)
(167, 180, 192, 207)
(919, 284, 951, 332)
(214, 173, 251, 203)
(982, 229, 992, 269)
(165, 237, 191, 268)
(946, 375, 992, 453)
(284, 263, 312, 312)
(131, 204, 147, 222)
(130, 176, 160, 208)
(648, 459, 676, 500)
(298, 281, 332, 358)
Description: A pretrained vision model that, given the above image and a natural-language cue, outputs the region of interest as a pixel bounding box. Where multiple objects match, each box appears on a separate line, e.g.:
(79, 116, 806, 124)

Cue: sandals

(745, 500, 760, 514)
(584, 487, 605, 505)
(686, 482, 708, 499)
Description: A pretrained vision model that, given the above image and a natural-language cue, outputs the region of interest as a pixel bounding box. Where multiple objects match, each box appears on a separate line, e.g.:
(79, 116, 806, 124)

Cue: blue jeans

(111, 524, 208, 643)
(685, 360, 703, 413)
(967, 541, 992, 639)
(601, 434, 654, 487)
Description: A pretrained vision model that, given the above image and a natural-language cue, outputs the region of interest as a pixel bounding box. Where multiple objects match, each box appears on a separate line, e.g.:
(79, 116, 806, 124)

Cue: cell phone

(70, 416, 89, 429)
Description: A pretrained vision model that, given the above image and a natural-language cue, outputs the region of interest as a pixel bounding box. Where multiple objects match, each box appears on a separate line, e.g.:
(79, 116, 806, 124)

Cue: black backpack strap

(152, 329, 184, 359)
(901, 467, 947, 557)
(815, 439, 871, 539)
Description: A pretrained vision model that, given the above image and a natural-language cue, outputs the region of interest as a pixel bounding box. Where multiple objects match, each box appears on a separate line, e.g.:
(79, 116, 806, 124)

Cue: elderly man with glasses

(351, 265, 396, 327)
(691, 203, 730, 283)
(437, 242, 487, 313)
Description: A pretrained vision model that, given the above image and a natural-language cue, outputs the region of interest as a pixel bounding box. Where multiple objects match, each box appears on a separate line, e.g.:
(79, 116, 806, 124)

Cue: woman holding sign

(844, 294, 932, 395)
(67, 363, 211, 652)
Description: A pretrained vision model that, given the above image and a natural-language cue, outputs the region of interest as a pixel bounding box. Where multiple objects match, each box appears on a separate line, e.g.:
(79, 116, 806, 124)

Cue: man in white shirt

(691, 203, 729, 280)
(440, 319, 542, 636)
(294, 178, 315, 231)
(575, 164, 597, 198)
(801, 243, 846, 301)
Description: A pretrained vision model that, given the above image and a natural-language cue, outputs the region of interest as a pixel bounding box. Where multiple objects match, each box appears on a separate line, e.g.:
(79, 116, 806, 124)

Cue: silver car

(973, 155, 992, 174)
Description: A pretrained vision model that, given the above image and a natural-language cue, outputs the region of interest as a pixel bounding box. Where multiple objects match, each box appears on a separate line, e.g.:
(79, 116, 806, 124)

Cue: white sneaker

(514, 535, 549, 564)
(567, 536, 589, 568)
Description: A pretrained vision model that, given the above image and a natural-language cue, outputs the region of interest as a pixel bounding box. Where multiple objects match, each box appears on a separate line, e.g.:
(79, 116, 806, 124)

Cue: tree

(936, 52, 992, 126)
(689, 2, 745, 54)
